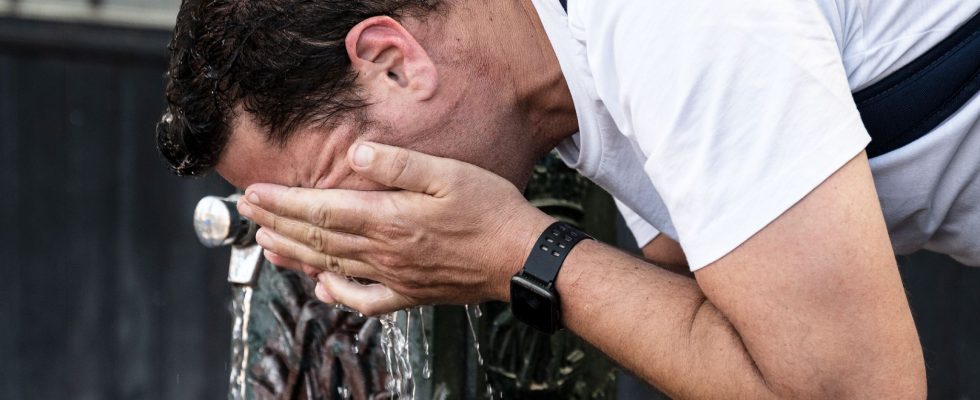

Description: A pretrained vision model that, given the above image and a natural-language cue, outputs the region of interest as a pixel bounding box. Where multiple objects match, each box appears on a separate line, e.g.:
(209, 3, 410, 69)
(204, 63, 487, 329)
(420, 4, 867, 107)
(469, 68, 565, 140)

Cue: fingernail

(353, 144, 375, 168)
(246, 191, 260, 205)
(237, 201, 251, 215)
(255, 229, 268, 243)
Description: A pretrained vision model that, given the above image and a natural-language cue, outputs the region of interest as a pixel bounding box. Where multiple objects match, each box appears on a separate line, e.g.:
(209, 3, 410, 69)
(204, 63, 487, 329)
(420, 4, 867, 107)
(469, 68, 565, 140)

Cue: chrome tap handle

(193, 194, 263, 285)
(193, 195, 256, 248)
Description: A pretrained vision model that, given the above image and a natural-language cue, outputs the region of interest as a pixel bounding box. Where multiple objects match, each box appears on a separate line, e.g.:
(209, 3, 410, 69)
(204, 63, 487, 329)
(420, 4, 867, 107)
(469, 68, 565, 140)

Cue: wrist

(508, 220, 593, 333)
(494, 211, 556, 302)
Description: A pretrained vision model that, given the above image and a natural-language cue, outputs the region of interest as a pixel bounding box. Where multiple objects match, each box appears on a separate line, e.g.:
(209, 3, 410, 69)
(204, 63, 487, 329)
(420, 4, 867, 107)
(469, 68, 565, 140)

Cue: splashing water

(464, 304, 484, 366)
(419, 308, 432, 379)
(379, 311, 415, 399)
(374, 306, 493, 399)
(465, 304, 499, 399)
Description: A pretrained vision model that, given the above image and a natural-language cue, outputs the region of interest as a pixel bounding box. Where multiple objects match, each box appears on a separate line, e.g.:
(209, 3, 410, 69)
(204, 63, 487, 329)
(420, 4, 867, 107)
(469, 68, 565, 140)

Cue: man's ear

(345, 16, 438, 101)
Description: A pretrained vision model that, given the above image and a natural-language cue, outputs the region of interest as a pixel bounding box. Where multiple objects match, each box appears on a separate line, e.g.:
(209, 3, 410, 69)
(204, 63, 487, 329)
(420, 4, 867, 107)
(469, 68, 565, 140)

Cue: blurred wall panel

(0, 16, 234, 400)
(899, 252, 980, 399)
(0, 0, 178, 29)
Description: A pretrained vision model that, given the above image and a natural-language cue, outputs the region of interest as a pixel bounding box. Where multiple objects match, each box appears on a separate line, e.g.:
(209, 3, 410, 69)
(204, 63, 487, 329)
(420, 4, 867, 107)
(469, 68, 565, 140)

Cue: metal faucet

(192, 194, 263, 285)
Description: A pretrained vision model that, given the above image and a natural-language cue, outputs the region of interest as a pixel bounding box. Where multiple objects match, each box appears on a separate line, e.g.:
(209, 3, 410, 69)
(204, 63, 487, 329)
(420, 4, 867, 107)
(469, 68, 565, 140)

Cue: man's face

(215, 111, 383, 191)
(214, 71, 529, 194)
(216, 88, 527, 193)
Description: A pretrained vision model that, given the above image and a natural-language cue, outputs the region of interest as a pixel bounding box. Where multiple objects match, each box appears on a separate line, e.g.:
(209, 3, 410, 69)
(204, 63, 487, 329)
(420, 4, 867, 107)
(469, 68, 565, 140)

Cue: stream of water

(379, 310, 415, 398)
(351, 304, 492, 399)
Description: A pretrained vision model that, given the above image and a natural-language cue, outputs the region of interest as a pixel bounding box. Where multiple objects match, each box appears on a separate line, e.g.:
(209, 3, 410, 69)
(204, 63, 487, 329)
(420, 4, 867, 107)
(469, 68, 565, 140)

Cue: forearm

(556, 240, 775, 399)
(640, 234, 691, 276)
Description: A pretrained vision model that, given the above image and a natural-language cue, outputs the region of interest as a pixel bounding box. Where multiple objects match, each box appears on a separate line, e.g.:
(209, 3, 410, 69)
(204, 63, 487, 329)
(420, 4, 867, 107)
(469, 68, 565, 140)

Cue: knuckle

(397, 276, 424, 294)
(374, 253, 401, 270)
(310, 203, 332, 227)
(378, 220, 413, 242)
(336, 258, 352, 276)
(320, 254, 344, 275)
(269, 214, 282, 231)
(306, 227, 326, 251)
(353, 218, 371, 236)
(388, 149, 413, 185)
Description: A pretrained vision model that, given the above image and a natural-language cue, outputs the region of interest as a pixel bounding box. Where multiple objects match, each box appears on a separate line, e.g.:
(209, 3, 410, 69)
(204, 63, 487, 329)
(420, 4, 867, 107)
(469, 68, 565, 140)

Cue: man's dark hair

(157, 0, 444, 176)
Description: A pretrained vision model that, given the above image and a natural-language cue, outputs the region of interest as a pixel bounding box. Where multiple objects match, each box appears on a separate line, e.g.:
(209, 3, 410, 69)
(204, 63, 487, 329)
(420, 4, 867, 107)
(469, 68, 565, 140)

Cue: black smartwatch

(511, 221, 592, 334)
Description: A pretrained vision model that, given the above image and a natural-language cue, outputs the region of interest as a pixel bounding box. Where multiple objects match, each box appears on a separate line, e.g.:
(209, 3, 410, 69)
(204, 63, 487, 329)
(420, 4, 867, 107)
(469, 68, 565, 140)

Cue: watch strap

(522, 221, 592, 285)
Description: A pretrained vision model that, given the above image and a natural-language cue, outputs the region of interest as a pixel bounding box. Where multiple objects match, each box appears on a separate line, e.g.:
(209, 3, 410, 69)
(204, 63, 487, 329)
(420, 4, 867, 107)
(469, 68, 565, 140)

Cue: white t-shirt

(532, 0, 980, 270)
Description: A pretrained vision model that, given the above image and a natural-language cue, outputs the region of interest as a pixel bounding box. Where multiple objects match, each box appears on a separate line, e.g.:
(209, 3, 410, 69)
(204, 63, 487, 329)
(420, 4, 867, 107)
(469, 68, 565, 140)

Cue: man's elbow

(804, 350, 927, 400)
(870, 358, 927, 400)
(862, 336, 927, 399)
(770, 365, 925, 400)
(905, 369, 928, 400)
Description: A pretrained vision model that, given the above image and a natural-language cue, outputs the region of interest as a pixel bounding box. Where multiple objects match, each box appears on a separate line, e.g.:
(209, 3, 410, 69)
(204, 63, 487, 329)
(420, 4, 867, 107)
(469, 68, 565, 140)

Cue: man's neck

(419, 0, 580, 189)
(486, 0, 580, 155)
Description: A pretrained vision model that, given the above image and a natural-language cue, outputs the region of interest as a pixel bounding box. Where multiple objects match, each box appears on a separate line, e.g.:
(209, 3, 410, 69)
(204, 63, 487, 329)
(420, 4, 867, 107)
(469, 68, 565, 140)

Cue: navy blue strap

(559, 0, 567, 12)
(854, 11, 980, 157)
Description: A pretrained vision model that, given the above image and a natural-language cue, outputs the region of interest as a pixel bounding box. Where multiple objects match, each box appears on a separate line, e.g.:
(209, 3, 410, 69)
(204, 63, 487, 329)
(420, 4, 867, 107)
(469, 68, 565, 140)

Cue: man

(158, 0, 980, 397)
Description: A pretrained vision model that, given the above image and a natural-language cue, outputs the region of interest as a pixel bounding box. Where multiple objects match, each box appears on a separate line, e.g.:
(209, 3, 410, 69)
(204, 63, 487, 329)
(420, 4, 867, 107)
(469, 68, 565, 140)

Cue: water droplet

(419, 308, 432, 379)
(464, 305, 484, 365)
(378, 312, 415, 399)
(474, 342, 484, 365)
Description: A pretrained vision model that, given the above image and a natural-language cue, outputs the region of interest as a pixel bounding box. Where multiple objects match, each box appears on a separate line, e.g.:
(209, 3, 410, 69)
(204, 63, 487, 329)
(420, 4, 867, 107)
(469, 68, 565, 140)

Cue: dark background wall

(0, 14, 978, 400)
(0, 17, 234, 400)
(899, 252, 980, 399)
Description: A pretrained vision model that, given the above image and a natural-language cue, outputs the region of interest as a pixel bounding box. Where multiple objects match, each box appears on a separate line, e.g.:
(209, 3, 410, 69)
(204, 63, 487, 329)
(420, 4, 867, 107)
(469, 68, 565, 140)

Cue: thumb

(347, 142, 460, 196)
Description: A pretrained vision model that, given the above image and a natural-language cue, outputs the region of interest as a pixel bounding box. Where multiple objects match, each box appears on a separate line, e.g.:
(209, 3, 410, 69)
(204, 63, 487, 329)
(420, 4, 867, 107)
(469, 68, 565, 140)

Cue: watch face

(511, 276, 561, 333)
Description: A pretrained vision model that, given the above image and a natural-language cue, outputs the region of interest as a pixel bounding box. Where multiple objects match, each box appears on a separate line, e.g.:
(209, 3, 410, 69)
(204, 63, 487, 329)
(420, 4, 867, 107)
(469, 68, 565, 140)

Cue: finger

(264, 250, 321, 280)
(266, 250, 321, 280)
(314, 282, 337, 304)
(255, 228, 376, 279)
(347, 142, 466, 197)
(240, 184, 379, 234)
(318, 272, 412, 316)
(263, 249, 303, 271)
(240, 201, 370, 259)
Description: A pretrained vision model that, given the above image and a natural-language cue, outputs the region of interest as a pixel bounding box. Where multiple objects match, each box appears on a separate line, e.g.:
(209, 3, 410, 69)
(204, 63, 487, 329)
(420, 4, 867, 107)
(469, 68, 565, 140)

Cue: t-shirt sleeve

(614, 198, 660, 249)
(581, 0, 871, 270)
